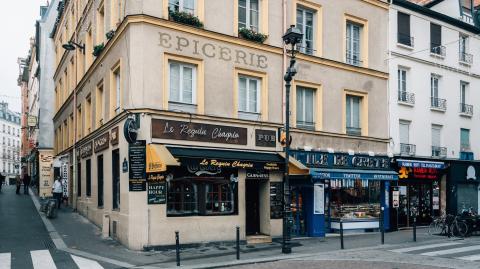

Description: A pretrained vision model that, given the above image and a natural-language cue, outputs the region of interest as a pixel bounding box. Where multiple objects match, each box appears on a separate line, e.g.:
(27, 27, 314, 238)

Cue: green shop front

(291, 151, 398, 235)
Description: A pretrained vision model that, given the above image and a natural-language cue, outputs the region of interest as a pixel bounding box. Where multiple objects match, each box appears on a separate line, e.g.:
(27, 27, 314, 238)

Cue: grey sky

(0, 0, 45, 113)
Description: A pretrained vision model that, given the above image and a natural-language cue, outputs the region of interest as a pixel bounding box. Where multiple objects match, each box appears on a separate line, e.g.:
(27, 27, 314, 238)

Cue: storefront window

(330, 179, 381, 219)
(167, 180, 198, 215)
(457, 183, 478, 214)
(206, 182, 234, 214)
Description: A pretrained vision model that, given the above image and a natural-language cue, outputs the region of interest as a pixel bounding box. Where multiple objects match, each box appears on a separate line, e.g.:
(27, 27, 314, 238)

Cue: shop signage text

(399, 166, 439, 180)
(246, 169, 269, 180)
(94, 132, 110, 153)
(111, 127, 119, 145)
(152, 119, 247, 145)
(293, 151, 391, 170)
(187, 163, 222, 176)
(313, 171, 397, 180)
(79, 142, 93, 158)
(129, 140, 146, 191)
(158, 32, 268, 69)
(255, 129, 276, 147)
(147, 172, 166, 204)
(397, 160, 444, 169)
(183, 158, 281, 172)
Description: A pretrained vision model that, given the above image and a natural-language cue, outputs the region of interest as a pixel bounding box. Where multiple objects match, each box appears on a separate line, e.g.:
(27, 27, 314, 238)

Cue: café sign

(79, 142, 93, 158)
(183, 158, 281, 172)
(293, 151, 391, 170)
(152, 119, 247, 145)
(94, 132, 110, 153)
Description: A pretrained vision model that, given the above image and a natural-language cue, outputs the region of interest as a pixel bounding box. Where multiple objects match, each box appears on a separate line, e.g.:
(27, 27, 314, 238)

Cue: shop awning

(396, 159, 445, 169)
(278, 152, 310, 176)
(147, 144, 180, 173)
(311, 168, 398, 181)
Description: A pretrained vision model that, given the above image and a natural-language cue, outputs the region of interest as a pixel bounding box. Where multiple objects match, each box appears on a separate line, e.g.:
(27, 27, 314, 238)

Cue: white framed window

(346, 22, 362, 66)
(169, 0, 195, 14)
(459, 34, 468, 55)
(399, 120, 410, 144)
(432, 125, 441, 147)
(461, 128, 470, 150)
(238, 75, 260, 113)
(460, 81, 468, 104)
(114, 68, 121, 112)
(296, 7, 314, 55)
(296, 86, 315, 129)
(238, 0, 259, 31)
(346, 95, 361, 135)
(398, 68, 407, 93)
(169, 61, 197, 105)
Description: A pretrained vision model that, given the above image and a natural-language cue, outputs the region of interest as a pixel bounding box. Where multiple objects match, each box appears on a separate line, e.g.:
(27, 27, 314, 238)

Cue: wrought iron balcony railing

(459, 52, 473, 64)
(431, 146, 447, 158)
(397, 33, 414, 47)
(459, 103, 473, 116)
(400, 143, 416, 156)
(430, 45, 446, 57)
(398, 91, 415, 104)
(346, 56, 363, 67)
(296, 121, 315, 131)
(431, 97, 447, 111)
(346, 126, 362, 136)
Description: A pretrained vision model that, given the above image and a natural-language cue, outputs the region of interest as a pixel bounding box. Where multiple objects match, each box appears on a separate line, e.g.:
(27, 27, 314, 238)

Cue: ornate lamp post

(281, 25, 303, 254)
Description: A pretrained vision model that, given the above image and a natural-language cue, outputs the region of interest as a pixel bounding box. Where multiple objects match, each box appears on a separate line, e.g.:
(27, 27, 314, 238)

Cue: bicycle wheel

(428, 221, 441, 235)
(451, 221, 468, 238)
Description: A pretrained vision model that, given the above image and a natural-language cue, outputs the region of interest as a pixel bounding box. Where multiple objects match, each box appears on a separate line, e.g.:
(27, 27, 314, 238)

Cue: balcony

(397, 33, 414, 48)
(346, 56, 363, 67)
(459, 103, 473, 116)
(346, 126, 362, 136)
(430, 45, 446, 58)
(459, 52, 473, 65)
(430, 97, 447, 111)
(296, 121, 315, 131)
(400, 143, 416, 156)
(431, 146, 447, 158)
(398, 91, 415, 105)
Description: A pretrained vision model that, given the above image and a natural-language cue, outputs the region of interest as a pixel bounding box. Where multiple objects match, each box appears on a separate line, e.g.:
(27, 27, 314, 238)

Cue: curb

(29, 189, 136, 268)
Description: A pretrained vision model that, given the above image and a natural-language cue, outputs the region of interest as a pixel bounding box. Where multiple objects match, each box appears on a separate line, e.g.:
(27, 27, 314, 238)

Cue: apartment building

(389, 0, 480, 228)
(52, 0, 391, 249)
(0, 102, 21, 184)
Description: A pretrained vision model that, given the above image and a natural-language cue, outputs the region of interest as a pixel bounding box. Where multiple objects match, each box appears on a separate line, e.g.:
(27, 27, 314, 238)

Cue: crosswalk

(389, 241, 480, 261)
(0, 250, 104, 269)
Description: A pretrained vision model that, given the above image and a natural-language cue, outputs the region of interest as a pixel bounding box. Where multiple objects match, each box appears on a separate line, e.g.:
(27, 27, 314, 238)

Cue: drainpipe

(282, 0, 287, 124)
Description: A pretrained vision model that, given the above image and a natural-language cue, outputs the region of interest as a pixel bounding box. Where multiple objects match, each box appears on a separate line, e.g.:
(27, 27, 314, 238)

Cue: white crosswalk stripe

(31, 250, 56, 269)
(421, 245, 480, 256)
(457, 254, 480, 261)
(0, 253, 11, 269)
(71, 255, 104, 269)
(0, 250, 104, 269)
(391, 242, 464, 253)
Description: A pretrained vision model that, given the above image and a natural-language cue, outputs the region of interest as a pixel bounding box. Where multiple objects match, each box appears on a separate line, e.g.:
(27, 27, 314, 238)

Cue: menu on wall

(147, 173, 167, 204)
(313, 183, 324, 215)
(270, 182, 283, 219)
(129, 140, 146, 191)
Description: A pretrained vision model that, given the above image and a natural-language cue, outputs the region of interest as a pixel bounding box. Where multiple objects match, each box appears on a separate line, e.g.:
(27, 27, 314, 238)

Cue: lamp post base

(282, 245, 292, 254)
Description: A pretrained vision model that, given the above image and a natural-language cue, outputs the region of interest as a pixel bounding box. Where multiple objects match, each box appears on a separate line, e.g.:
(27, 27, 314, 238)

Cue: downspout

(282, 0, 287, 125)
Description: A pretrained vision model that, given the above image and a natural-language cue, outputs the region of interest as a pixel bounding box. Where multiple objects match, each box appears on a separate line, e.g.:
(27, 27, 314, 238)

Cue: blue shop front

(291, 151, 398, 237)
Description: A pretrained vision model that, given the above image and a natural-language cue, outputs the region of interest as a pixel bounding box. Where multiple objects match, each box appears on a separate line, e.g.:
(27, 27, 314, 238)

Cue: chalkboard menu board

(270, 182, 283, 219)
(148, 181, 166, 204)
(129, 140, 146, 191)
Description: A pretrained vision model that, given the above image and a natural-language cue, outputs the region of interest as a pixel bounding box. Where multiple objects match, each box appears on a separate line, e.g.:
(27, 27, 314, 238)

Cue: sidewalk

(30, 192, 480, 268)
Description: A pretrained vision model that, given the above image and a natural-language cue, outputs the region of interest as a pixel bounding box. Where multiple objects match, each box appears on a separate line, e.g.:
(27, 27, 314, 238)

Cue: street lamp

(281, 25, 303, 254)
(62, 41, 85, 54)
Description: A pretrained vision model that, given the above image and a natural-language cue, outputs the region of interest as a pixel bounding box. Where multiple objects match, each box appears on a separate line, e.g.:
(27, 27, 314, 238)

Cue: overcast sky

(0, 0, 45, 113)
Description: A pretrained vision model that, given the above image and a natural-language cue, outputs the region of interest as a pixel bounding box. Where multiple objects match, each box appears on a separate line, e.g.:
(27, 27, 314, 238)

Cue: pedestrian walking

(52, 177, 63, 209)
(15, 175, 21, 194)
(0, 173, 4, 193)
(23, 173, 30, 195)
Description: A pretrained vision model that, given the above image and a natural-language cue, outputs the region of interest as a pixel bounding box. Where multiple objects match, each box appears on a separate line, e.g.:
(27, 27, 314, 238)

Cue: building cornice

(361, 0, 390, 10)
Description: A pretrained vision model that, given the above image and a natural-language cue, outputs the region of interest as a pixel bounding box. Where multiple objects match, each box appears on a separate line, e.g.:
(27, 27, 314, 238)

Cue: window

(238, 0, 259, 31)
(345, 95, 361, 135)
(460, 81, 467, 105)
(397, 12, 412, 46)
(296, 7, 314, 55)
(77, 162, 81, 197)
(399, 120, 410, 145)
(460, 128, 470, 151)
(330, 179, 381, 220)
(8, 126, 10, 134)
(111, 65, 121, 117)
(169, 0, 195, 14)
(85, 96, 92, 134)
(206, 182, 235, 214)
(111, 0, 122, 27)
(112, 149, 120, 210)
(169, 61, 196, 105)
(430, 74, 444, 109)
(459, 34, 468, 61)
(168, 180, 198, 215)
(96, 3, 105, 44)
(86, 28, 93, 68)
(430, 23, 443, 55)
(346, 22, 362, 66)
(86, 159, 92, 197)
(431, 125, 443, 156)
(63, 120, 68, 149)
(238, 75, 260, 113)
(296, 86, 315, 130)
(96, 83, 104, 127)
(398, 68, 407, 101)
(69, 114, 74, 146)
(77, 105, 82, 139)
(97, 155, 104, 208)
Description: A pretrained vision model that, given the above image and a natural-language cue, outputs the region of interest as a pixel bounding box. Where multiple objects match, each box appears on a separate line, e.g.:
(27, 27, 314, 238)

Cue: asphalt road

(227, 260, 450, 269)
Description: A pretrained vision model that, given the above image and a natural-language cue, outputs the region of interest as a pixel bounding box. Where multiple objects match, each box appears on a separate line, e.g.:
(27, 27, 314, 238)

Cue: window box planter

(168, 10, 203, 28)
(93, 43, 105, 57)
(239, 28, 268, 44)
(106, 30, 115, 40)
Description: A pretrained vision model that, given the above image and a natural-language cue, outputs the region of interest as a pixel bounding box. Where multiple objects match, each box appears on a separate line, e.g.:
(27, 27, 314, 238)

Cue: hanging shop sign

(293, 151, 391, 170)
(182, 158, 281, 172)
(124, 117, 138, 144)
(255, 129, 276, 147)
(39, 152, 53, 197)
(94, 132, 110, 153)
(79, 142, 93, 158)
(61, 164, 69, 198)
(27, 115, 37, 127)
(147, 173, 167, 204)
(397, 159, 445, 169)
(398, 166, 439, 180)
(152, 119, 247, 145)
(270, 182, 283, 219)
(111, 126, 119, 145)
(314, 183, 325, 214)
(129, 140, 146, 191)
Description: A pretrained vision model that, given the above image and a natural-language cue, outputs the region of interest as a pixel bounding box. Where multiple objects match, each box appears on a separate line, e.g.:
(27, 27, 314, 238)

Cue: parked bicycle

(428, 214, 468, 238)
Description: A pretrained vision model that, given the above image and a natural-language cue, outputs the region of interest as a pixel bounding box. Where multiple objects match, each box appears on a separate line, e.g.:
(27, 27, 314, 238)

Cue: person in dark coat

(15, 175, 21, 194)
(0, 173, 4, 193)
(23, 174, 30, 194)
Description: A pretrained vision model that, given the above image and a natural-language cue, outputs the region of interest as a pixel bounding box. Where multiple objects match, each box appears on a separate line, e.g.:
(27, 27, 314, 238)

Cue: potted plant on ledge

(168, 9, 204, 28)
(93, 43, 105, 57)
(106, 30, 115, 40)
(238, 28, 268, 44)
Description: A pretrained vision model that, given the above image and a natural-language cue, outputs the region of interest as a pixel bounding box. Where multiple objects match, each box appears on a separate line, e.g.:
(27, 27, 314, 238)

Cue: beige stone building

(52, 0, 389, 250)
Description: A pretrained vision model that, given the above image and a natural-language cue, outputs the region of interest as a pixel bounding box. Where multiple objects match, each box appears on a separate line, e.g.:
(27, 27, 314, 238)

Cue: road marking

(0, 253, 10, 269)
(391, 242, 463, 253)
(457, 253, 480, 261)
(421, 245, 480, 256)
(30, 250, 56, 269)
(71, 255, 104, 269)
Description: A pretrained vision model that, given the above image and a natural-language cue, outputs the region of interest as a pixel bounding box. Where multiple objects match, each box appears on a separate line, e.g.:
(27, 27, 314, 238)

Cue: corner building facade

(52, 0, 389, 249)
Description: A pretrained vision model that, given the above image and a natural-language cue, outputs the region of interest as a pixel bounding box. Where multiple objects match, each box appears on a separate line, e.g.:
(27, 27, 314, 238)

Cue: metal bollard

(381, 207, 385, 245)
(175, 231, 180, 266)
(236, 226, 240, 260)
(340, 220, 344, 250)
(413, 217, 417, 242)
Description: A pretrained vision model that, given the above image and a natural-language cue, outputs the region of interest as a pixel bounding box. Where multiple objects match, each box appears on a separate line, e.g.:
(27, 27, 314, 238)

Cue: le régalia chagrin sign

(152, 119, 247, 145)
